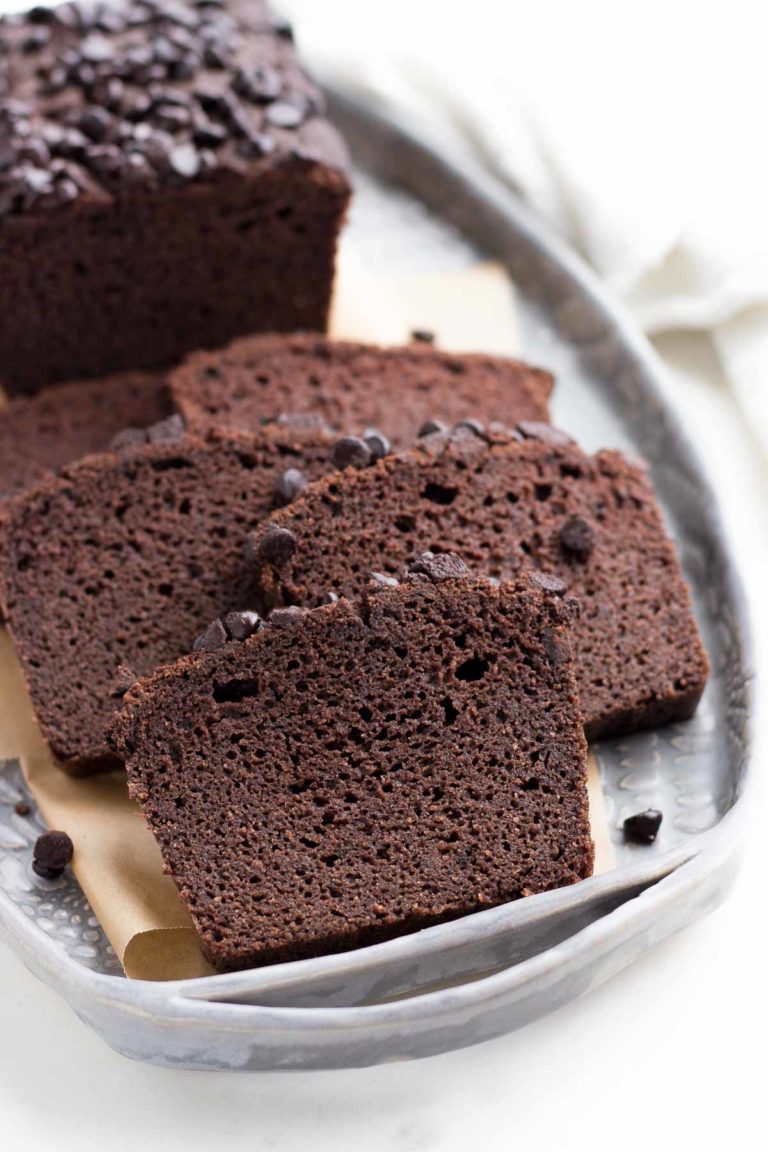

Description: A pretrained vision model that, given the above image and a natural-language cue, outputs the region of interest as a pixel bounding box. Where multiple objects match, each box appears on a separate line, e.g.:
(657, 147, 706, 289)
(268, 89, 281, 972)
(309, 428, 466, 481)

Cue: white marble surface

(1, 333, 766, 1150)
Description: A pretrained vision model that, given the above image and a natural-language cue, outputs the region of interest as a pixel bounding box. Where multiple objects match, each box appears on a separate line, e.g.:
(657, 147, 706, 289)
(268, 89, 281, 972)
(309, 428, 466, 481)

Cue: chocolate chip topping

(250, 524, 297, 566)
(110, 425, 150, 450)
(14, 801, 31, 817)
(369, 571, 399, 589)
(409, 552, 470, 583)
(559, 515, 595, 561)
(32, 830, 74, 879)
(411, 329, 435, 344)
(0, 0, 339, 218)
(268, 605, 309, 627)
(528, 572, 568, 596)
(274, 466, 307, 506)
(331, 436, 372, 470)
(146, 412, 185, 443)
(363, 428, 391, 461)
(193, 616, 229, 653)
(109, 663, 139, 699)
(417, 419, 448, 439)
(516, 422, 574, 448)
(623, 809, 663, 844)
(222, 609, 261, 640)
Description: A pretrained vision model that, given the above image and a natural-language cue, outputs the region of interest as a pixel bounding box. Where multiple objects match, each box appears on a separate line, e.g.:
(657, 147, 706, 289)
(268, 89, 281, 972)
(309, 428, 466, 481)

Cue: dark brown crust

(110, 576, 593, 972)
(250, 431, 710, 740)
(170, 333, 554, 448)
(0, 2, 350, 391)
(0, 427, 335, 773)
(0, 371, 172, 496)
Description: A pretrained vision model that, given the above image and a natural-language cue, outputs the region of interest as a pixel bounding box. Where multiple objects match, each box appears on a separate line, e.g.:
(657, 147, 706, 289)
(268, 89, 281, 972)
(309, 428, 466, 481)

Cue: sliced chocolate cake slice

(169, 333, 554, 448)
(0, 372, 172, 497)
(110, 563, 593, 972)
(250, 424, 709, 740)
(0, 424, 333, 775)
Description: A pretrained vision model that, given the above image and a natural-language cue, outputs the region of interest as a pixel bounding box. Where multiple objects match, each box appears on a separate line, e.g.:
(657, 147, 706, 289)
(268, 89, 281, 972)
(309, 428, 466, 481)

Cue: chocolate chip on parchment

(32, 831, 74, 879)
(623, 809, 663, 844)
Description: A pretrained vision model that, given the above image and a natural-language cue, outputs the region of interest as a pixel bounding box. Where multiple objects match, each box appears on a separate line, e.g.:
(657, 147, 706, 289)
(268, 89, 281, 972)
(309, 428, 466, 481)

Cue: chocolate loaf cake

(0, 1, 350, 394)
(0, 425, 334, 774)
(0, 372, 171, 496)
(110, 564, 593, 972)
(250, 424, 709, 739)
(169, 334, 554, 447)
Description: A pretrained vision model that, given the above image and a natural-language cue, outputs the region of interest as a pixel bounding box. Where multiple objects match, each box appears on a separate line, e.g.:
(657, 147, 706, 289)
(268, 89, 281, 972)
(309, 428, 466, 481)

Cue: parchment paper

(0, 259, 613, 980)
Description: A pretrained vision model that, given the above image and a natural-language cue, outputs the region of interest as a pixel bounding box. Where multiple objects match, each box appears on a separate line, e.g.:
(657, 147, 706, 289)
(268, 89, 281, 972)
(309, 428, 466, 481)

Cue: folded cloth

(281, 0, 768, 450)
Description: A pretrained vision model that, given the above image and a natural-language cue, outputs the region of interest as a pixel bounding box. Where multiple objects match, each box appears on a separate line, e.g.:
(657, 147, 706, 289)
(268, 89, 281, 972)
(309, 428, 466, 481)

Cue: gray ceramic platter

(0, 90, 755, 1071)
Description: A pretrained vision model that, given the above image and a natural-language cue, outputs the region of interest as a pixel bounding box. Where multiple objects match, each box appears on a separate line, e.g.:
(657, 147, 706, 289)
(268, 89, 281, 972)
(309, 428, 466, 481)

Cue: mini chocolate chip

(169, 143, 200, 179)
(363, 428, 391, 461)
(623, 809, 663, 844)
(269, 606, 309, 628)
(29, 5, 55, 23)
(250, 525, 297, 566)
(410, 552, 470, 583)
(411, 329, 435, 344)
(452, 418, 486, 438)
(80, 33, 114, 64)
(14, 801, 31, 817)
(274, 467, 308, 506)
(272, 17, 295, 40)
(193, 117, 227, 147)
(78, 106, 113, 143)
(516, 422, 574, 448)
(110, 426, 149, 451)
(193, 617, 229, 653)
(233, 65, 281, 103)
(147, 413, 185, 443)
(542, 627, 570, 666)
(417, 419, 447, 438)
(529, 572, 568, 596)
(33, 831, 74, 879)
(320, 591, 339, 604)
(109, 664, 139, 699)
(370, 572, 399, 589)
(559, 516, 595, 561)
(331, 436, 372, 470)
(265, 100, 304, 129)
(222, 610, 261, 641)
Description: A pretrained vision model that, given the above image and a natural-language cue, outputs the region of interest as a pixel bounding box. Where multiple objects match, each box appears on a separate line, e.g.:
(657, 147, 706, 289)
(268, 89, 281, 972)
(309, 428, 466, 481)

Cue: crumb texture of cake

(0, 372, 172, 496)
(0, 427, 334, 774)
(170, 334, 554, 447)
(0, 1, 350, 393)
(110, 572, 593, 972)
(251, 427, 709, 739)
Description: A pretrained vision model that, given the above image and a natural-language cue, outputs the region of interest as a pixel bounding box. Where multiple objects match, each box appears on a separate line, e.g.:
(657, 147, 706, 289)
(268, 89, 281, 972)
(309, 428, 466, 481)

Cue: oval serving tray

(0, 89, 755, 1070)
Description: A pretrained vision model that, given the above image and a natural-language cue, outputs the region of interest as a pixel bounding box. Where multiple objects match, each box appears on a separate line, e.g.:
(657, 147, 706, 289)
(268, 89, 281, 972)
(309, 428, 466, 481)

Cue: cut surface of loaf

(169, 333, 553, 447)
(0, 427, 334, 774)
(0, 373, 172, 497)
(110, 568, 593, 972)
(250, 425, 709, 739)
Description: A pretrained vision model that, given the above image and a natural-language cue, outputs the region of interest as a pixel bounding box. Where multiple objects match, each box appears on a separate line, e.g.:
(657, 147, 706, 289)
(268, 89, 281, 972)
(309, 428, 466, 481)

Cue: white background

(2, 2, 767, 1149)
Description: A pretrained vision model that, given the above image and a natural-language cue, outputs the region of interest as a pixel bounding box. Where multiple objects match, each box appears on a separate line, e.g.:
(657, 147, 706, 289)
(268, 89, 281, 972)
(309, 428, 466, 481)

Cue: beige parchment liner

(0, 260, 613, 980)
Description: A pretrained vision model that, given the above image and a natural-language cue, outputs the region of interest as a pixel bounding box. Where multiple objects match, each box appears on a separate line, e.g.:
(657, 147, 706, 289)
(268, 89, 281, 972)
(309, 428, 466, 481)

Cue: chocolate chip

(409, 552, 470, 583)
(417, 419, 447, 438)
(331, 437, 372, 470)
(269, 606, 309, 628)
(222, 610, 261, 641)
(320, 591, 339, 604)
(542, 627, 570, 666)
(272, 18, 295, 40)
(274, 467, 308, 506)
(78, 106, 113, 143)
(147, 413, 185, 443)
(452, 419, 486, 439)
(193, 617, 228, 653)
(529, 572, 568, 596)
(33, 831, 74, 879)
(363, 429, 391, 461)
(233, 65, 281, 104)
(109, 664, 139, 698)
(79, 33, 114, 64)
(623, 809, 663, 844)
(370, 572, 399, 589)
(22, 28, 50, 53)
(559, 516, 595, 561)
(14, 801, 31, 817)
(265, 100, 304, 129)
(516, 422, 574, 448)
(250, 525, 297, 566)
(169, 143, 200, 178)
(411, 329, 435, 344)
(110, 426, 149, 451)
(193, 117, 227, 148)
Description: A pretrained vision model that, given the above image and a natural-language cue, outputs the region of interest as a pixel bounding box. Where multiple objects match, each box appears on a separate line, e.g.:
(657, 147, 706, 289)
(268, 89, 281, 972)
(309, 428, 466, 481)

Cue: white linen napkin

(281, 0, 768, 450)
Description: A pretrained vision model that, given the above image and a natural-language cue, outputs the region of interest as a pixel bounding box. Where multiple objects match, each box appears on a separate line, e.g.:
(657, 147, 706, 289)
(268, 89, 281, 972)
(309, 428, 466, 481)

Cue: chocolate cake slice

(0, 372, 171, 497)
(169, 333, 554, 447)
(109, 563, 593, 972)
(250, 424, 709, 739)
(0, 425, 333, 774)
